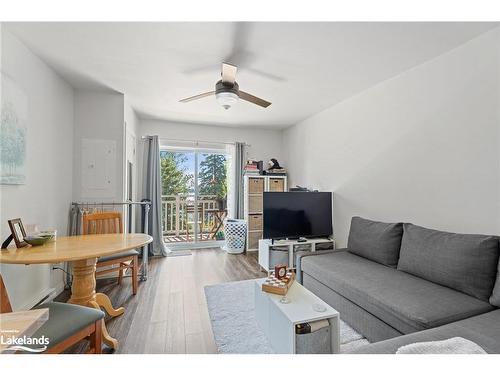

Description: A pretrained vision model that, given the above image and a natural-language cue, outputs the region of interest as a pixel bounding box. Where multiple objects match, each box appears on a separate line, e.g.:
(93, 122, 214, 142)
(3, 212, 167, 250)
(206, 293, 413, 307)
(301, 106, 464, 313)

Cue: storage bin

(248, 214, 263, 231)
(248, 195, 263, 213)
(295, 323, 331, 354)
(268, 178, 285, 192)
(248, 177, 264, 193)
(316, 242, 335, 251)
(269, 246, 289, 268)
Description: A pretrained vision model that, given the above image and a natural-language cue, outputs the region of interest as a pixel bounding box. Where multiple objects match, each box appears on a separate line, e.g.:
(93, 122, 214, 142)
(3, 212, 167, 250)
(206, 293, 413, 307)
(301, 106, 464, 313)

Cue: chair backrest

(0, 273, 13, 313)
(82, 212, 123, 235)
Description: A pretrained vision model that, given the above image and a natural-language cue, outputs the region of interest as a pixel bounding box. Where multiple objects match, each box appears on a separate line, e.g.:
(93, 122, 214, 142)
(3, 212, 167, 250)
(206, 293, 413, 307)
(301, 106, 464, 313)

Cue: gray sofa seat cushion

(347, 217, 403, 268)
(490, 258, 500, 306)
(31, 302, 104, 349)
(98, 249, 139, 263)
(301, 252, 494, 334)
(397, 224, 499, 301)
(351, 309, 500, 354)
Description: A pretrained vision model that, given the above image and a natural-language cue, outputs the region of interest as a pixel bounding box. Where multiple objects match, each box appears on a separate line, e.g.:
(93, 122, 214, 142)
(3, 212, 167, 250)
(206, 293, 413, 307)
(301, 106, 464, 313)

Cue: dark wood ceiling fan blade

(238, 91, 271, 108)
(179, 91, 215, 103)
(221, 62, 237, 84)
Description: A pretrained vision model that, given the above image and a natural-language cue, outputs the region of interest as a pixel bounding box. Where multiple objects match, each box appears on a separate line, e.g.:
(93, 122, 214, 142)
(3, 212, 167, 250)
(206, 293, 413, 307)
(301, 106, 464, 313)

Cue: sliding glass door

(160, 147, 229, 246)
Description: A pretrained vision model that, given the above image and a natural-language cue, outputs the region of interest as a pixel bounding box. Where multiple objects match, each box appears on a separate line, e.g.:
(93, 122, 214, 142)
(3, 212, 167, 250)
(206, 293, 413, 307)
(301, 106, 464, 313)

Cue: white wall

(124, 98, 139, 230)
(140, 119, 285, 164)
(283, 28, 500, 247)
(138, 119, 286, 223)
(73, 90, 125, 203)
(0, 29, 74, 309)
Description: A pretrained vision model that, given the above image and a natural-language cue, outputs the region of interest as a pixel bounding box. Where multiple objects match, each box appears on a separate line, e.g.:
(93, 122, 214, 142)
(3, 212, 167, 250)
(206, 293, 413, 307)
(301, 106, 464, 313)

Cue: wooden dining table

(0, 233, 153, 350)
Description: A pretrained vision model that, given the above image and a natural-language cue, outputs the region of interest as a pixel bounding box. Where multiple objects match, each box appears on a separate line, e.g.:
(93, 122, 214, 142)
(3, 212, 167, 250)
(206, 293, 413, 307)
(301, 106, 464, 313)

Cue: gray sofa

(296, 217, 500, 353)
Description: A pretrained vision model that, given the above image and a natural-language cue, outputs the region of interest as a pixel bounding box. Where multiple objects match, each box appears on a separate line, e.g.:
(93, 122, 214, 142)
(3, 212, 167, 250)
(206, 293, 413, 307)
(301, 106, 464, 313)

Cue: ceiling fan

(179, 62, 271, 110)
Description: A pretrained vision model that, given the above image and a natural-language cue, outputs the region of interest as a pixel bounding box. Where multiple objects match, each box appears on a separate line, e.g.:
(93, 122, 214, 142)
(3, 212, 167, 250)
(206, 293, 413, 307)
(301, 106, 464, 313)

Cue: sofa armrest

(295, 248, 347, 284)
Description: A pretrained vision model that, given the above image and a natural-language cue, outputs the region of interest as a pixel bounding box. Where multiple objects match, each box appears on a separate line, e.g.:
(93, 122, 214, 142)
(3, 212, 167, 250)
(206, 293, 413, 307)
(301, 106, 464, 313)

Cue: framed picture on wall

(7, 218, 27, 248)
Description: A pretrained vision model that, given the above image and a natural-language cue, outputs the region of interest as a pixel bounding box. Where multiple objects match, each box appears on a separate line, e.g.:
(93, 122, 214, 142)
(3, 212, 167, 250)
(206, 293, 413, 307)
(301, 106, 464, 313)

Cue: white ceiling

(5, 22, 498, 129)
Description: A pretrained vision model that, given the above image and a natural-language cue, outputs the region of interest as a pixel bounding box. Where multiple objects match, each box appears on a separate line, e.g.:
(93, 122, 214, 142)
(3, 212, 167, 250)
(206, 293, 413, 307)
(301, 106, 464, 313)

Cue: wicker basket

(222, 219, 247, 254)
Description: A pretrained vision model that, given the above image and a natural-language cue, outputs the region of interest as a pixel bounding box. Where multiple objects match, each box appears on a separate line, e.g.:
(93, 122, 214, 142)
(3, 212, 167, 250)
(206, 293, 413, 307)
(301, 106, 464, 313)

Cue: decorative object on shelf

(267, 158, 282, 170)
(262, 269, 295, 296)
(257, 160, 264, 174)
(264, 158, 287, 175)
(215, 231, 225, 240)
(3, 218, 28, 249)
(243, 159, 260, 175)
(274, 264, 288, 279)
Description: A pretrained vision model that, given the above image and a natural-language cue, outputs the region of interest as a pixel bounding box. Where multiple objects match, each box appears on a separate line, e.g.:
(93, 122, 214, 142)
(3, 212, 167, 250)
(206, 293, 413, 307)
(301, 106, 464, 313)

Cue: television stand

(258, 237, 335, 272)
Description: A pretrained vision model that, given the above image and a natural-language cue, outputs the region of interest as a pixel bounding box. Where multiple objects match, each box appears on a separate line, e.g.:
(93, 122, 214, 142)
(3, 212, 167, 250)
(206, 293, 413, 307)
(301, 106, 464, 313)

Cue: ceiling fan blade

(179, 91, 215, 103)
(238, 91, 271, 108)
(221, 63, 237, 84)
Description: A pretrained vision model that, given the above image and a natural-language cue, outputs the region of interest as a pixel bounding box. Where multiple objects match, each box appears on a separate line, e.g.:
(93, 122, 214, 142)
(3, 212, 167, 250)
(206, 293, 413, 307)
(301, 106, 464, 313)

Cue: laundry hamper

(222, 219, 247, 254)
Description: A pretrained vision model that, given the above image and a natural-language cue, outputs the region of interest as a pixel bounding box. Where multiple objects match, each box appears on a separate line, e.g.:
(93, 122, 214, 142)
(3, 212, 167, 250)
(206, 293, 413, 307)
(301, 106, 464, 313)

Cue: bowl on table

(38, 230, 57, 242)
(24, 234, 53, 246)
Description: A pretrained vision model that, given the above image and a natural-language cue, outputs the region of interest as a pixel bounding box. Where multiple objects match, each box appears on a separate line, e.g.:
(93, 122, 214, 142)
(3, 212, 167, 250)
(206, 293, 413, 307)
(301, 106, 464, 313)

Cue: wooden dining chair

(0, 274, 104, 354)
(82, 212, 139, 295)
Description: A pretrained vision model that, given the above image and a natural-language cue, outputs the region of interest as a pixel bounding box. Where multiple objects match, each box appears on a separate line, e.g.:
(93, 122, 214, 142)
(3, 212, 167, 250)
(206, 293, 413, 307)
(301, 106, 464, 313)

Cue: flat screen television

(263, 192, 333, 240)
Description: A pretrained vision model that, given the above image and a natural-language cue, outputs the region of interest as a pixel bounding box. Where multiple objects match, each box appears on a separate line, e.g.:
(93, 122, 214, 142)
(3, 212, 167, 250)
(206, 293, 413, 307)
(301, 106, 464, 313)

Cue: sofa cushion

(397, 224, 499, 301)
(489, 257, 500, 306)
(347, 216, 403, 267)
(301, 252, 494, 334)
(351, 309, 500, 354)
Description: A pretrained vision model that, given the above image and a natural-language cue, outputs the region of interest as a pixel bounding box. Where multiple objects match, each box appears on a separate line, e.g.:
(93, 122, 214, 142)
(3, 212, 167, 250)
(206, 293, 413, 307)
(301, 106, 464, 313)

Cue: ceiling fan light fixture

(216, 91, 239, 110)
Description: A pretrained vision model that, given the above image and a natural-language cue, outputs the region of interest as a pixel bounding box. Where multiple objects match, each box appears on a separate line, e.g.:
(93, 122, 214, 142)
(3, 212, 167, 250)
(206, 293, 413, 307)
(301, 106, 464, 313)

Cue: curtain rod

(141, 135, 250, 147)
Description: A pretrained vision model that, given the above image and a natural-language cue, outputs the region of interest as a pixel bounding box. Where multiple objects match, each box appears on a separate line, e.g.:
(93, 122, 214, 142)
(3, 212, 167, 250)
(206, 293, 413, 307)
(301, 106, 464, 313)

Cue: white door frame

(160, 146, 229, 250)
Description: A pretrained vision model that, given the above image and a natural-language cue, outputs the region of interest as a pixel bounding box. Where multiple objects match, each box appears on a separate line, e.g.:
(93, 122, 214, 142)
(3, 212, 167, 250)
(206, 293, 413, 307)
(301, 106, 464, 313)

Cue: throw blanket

(396, 337, 487, 354)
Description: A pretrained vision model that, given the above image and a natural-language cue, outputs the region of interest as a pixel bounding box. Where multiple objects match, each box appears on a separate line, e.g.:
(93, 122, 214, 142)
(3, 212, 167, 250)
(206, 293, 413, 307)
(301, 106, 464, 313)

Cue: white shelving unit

(258, 237, 335, 272)
(244, 174, 288, 251)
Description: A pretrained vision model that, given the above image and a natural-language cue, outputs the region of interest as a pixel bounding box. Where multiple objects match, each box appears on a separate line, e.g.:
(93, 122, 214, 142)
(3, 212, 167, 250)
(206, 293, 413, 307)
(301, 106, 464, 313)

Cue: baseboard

(165, 240, 224, 251)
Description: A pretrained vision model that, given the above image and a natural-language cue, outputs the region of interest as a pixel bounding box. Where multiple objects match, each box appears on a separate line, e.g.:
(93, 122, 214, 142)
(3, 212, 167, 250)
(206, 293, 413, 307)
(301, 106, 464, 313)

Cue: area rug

(204, 279, 370, 354)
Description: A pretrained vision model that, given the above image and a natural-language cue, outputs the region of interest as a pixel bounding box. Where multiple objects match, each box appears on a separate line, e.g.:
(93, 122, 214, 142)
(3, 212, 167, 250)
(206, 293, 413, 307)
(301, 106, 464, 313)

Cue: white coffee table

(254, 278, 340, 354)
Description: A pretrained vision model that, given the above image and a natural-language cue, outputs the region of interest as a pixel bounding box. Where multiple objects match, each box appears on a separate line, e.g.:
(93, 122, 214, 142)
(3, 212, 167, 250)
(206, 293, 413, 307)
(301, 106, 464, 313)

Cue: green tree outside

(160, 151, 193, 195)
(198, 153, 227, 199)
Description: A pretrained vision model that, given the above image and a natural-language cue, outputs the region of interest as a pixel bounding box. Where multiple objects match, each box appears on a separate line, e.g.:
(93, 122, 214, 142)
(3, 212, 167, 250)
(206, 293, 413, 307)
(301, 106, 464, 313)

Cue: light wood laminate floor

(56, 247, 266, 354)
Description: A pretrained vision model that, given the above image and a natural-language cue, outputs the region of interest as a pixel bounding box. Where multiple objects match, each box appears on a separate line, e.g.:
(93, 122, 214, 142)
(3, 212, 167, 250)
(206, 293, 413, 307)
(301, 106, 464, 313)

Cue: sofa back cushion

(489, 257, 500, 307)
(397, 224, 499, 301)
(347, 216, 403, 267)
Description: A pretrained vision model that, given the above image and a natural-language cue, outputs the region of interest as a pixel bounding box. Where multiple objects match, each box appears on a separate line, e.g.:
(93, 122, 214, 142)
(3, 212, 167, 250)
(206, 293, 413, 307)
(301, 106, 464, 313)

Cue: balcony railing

(161, 194, 221, 239)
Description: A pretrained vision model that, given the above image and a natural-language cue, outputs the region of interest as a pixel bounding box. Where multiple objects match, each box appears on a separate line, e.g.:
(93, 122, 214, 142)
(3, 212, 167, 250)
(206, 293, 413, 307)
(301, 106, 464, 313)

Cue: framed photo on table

(7, 218, 27, 248)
